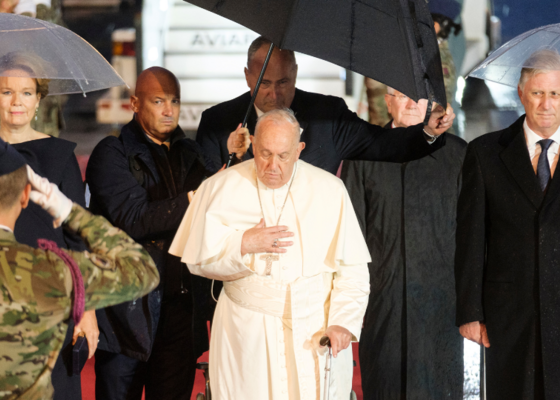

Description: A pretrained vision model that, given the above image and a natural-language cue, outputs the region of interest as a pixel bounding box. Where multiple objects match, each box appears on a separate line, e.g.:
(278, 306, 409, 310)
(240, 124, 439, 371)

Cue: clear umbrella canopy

(0, 14, 125, 95)
(468, 23, 560, 87)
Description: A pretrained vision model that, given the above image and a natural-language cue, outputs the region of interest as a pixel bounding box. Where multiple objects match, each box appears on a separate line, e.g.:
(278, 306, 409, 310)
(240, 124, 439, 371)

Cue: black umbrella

(185, 0, 446, 106)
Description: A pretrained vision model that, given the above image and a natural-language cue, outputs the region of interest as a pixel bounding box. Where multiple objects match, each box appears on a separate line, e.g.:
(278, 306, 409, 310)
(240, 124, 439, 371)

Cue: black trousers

(95, 295, 196, 400)
(52, 320, 82, 400)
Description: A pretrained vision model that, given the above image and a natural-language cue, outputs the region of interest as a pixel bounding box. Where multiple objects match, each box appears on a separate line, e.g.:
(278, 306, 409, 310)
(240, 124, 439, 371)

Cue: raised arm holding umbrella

(191, 0, 453, 170)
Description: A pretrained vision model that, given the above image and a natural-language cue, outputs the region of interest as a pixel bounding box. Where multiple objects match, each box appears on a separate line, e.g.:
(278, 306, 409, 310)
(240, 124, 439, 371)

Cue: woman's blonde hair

(0, 51, 52, 98)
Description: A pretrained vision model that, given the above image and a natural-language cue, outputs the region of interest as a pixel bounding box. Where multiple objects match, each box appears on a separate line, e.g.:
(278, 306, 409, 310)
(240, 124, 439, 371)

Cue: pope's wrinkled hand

(227, 123, 251, 159)
(459, 321, 490, 348)
(241, 218, 294, 256)
(325, 325, 352, 357)
(27, 165, 73, 228)
(423, 102, 455, 137)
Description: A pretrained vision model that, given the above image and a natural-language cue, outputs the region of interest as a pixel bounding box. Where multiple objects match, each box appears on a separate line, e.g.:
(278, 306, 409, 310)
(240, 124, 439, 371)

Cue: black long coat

(342, 129, 466, 400)
(455, 115, 560, 400)
(86, 119, 209, 361)
(196, 89, 444, 174)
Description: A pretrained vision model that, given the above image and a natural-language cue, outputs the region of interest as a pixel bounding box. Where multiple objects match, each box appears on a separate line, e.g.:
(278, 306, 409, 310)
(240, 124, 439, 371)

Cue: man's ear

(130, 95, 139, 113)
(517, 85, 525, 107)
(244, 67, 250, 88)
(249, 134, 255, 145)
(295, 141, 306, 159)
(21, 183, 31, 210)
(384, 94, 393, 115)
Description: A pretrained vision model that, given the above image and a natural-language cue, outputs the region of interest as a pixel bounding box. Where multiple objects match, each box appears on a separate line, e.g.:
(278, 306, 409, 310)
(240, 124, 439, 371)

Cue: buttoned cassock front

(170, 159, 371, 400)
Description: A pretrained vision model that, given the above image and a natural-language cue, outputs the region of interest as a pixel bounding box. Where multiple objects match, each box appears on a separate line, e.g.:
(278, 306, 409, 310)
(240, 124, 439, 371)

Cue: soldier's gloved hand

(27, 166, 73, 228)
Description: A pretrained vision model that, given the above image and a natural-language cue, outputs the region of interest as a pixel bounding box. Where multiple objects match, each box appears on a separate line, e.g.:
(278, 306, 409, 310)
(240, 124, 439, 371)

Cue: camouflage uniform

(0, 204, 160, 400)
(364, 77, 390, 127)
(438, 39, 456, 105)
(364, 39, 457, 128)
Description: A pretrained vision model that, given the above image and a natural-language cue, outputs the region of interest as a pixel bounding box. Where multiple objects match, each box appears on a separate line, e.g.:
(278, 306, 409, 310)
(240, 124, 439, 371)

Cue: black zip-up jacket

(86, 118, 210, 361)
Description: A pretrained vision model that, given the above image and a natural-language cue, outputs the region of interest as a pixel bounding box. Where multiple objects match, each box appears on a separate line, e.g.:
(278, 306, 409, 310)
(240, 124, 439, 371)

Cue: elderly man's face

(385, 90, 428, 128)
(131, 71, 181, 143)
(518, 71, 560, 138)
(251, 119, 305, 189)
(245, 47, 297, 113)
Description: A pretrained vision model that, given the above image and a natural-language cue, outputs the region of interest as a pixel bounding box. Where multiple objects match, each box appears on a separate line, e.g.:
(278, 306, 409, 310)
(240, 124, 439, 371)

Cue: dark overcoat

(342, 128, 466, 400)
(86, 119, 209, 361)
(196, 89, 445, 174)
(455, 115, 560, 400)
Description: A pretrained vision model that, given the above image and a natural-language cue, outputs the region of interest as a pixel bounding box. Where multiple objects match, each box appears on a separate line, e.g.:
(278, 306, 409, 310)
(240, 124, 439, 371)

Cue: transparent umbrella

(0, 13, 125, 95)
(467, 23, 560, 87)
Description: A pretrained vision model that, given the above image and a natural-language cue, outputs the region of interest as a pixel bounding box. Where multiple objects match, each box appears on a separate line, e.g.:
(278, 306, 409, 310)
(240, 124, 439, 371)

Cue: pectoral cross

(260, 253, 279, 276)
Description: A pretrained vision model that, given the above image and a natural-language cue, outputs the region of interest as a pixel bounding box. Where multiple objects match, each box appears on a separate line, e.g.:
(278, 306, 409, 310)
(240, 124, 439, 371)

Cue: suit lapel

(290, 90, 308, 137)
(500, 119, 544, 209)
(543, 154, 560, 206)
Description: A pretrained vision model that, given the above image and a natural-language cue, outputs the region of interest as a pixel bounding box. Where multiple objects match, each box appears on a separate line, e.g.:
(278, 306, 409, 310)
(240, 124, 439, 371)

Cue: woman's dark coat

(342, 130, 466, 400)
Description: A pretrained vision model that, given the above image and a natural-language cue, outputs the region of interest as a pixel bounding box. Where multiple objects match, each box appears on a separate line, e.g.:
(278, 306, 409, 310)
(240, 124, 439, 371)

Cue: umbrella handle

(226, 42, 275, 169)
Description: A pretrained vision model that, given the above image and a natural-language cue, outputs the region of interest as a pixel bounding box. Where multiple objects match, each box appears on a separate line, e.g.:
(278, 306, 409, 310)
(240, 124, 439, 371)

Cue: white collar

(524, 119, 560, 147)
(254, 105, 265, 118)
(0, 224, 13, 233)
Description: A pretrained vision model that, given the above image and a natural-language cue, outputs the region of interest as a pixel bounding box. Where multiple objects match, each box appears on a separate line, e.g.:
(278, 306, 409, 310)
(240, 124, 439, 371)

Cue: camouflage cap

(0, 137, 26, 175)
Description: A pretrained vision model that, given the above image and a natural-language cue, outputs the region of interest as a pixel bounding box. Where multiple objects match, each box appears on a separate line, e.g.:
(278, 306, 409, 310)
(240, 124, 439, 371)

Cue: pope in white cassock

(169, 108, 371, 400)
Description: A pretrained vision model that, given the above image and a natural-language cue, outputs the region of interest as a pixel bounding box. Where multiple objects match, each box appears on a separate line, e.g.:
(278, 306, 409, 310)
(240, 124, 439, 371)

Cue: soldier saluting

(0, 138, 160, 399)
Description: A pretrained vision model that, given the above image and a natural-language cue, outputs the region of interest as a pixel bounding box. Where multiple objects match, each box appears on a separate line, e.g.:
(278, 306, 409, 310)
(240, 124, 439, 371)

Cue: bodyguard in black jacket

(197, 36, 455, 174)
(86, 67, 209, 400)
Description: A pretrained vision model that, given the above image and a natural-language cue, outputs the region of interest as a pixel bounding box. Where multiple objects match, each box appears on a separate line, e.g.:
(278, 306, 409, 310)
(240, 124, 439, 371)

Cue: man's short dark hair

(0, 165, 27, 209)
(247, 36, 296, 67)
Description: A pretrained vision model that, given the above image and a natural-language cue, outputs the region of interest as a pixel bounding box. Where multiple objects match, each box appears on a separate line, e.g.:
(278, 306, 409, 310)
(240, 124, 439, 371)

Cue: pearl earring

(35, 107, 39, 121)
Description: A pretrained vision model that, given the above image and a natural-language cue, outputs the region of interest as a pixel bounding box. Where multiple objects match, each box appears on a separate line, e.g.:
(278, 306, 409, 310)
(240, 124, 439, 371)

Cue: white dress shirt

(524, 119, 560, 176)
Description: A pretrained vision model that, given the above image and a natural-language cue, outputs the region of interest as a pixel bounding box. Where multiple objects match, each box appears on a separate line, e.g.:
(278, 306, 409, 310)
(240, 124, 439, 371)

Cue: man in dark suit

(197, 36, 455, 174)
(343, 87, 466, 400)
(86, 67, 209, 400)
(456, 49, 560, 400)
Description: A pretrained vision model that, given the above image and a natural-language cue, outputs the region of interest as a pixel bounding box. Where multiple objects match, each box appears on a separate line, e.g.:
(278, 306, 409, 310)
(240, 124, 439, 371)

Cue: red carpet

(81, 343, 362, 399)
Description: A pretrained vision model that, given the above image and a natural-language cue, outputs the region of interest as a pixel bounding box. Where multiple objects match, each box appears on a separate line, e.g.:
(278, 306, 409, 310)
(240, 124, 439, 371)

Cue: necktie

(537, 139, 554, 191)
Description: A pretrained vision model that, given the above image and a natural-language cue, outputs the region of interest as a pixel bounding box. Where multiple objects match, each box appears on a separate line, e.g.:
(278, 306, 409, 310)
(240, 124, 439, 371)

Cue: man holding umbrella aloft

(197, 36, 455, 175)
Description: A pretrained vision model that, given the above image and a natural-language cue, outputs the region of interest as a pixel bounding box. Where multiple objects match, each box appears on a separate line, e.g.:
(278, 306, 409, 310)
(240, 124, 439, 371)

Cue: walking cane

(320, 336, 333, 400)
(483, 348, 487, 400)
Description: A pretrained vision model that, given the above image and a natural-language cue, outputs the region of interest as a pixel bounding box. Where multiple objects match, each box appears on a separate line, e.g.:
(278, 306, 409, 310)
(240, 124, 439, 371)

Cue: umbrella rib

(0, 27, 47, 33)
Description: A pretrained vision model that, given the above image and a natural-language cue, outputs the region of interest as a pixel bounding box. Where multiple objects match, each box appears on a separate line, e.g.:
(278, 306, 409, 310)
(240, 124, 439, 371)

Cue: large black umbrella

(184, 0, 446, 106)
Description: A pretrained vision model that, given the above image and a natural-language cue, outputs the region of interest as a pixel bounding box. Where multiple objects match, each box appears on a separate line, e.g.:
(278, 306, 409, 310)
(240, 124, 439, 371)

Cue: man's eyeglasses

(387, 93, 411, 103)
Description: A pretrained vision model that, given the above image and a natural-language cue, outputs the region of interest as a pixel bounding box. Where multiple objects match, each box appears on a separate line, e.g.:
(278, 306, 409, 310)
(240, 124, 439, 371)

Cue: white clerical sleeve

(328, 262, 370, 341)
(169, 176, 253, 281)
(326, 187, 371, 341)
